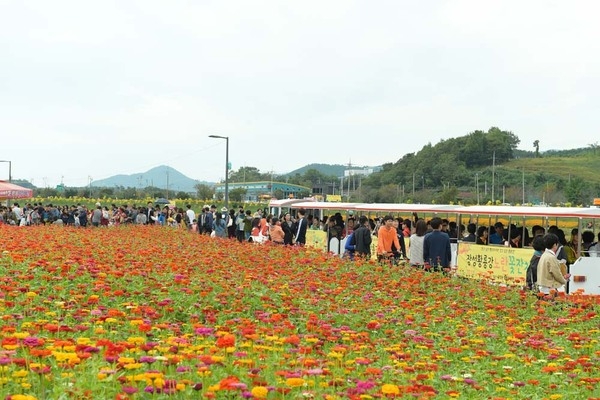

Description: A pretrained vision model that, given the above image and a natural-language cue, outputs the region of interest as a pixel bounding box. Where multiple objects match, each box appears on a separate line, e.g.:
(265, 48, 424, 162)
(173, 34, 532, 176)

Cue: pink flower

(306, 368, 323, 375)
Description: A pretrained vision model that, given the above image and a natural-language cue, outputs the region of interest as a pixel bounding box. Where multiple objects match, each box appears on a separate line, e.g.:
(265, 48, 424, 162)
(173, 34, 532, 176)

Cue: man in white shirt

(12, 203, 22, 220)
(186, 204, 196, 229)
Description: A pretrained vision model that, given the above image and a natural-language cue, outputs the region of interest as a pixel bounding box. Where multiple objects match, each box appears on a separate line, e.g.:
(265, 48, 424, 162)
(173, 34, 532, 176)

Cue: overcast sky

(1, 0, 599, 188)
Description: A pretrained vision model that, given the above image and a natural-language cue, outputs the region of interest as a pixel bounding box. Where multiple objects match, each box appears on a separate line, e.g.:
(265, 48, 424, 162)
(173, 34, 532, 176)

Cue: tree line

(29, 127, 600, 205)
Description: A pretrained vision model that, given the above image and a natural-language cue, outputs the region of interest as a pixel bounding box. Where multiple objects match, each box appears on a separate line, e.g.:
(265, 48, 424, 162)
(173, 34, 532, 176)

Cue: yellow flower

(251, 386, 269, 398)
(76, 337, 91, 345)
(286, 377, 305, 387)
(127, 336, 146, 344)
(12, 369, 29, 378)
(381, 384, 400, 395)
(123, 363, 143, 370)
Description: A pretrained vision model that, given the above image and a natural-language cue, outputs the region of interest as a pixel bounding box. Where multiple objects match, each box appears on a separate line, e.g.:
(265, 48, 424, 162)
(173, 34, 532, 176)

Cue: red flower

(216, 334, 235, 348)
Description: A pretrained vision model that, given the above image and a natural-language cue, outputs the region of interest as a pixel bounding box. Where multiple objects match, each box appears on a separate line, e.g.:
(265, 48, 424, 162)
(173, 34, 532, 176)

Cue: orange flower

(219, 376, 240, 390)
(216, 334, 235, 348)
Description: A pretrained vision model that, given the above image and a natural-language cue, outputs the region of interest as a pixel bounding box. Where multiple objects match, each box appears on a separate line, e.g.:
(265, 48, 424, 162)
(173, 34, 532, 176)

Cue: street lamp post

(475, 172, 480, 205)
(0, 160, 12, 182)
(208, 135, 229, 209)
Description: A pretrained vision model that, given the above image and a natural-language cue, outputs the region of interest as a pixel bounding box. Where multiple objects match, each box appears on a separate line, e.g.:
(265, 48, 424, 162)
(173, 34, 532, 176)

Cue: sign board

(456, 242, 532, 285)
(305, 230, 328, 252)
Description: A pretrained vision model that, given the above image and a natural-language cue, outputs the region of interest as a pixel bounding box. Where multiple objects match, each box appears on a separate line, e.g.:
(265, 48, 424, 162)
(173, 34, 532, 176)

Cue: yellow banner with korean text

(456, 242, 532, 285)
(306, 230, 328, 252)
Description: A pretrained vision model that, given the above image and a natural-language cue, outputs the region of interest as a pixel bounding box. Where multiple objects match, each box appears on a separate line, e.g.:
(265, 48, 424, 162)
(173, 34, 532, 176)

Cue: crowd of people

(3, 201, 599, 295)
(0, 201, 311, 246)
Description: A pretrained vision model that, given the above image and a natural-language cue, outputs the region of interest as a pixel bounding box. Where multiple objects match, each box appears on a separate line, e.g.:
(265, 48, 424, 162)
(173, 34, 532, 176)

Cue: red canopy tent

(0, 180, 33, 199)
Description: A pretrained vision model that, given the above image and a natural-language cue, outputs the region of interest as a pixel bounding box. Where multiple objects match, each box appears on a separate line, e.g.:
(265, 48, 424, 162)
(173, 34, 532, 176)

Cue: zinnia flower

(216, 334, 235, 348)
(251, 386, 269, 398)
(381, 384, 400, 395)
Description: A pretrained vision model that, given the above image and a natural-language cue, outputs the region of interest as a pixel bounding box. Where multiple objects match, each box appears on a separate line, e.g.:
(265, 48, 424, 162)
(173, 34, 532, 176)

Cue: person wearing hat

(220, 206, 231, 230)
(489, 222, 505, 245)
(91, 203, 103, 227)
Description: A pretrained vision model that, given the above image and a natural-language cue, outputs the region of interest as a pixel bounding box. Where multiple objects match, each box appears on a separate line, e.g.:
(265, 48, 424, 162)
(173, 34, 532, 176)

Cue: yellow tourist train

(270, 199, 600, 295)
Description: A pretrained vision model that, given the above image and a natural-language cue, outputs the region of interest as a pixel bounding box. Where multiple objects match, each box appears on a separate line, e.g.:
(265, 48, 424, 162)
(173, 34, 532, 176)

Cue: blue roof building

(214, 181, 311, 202)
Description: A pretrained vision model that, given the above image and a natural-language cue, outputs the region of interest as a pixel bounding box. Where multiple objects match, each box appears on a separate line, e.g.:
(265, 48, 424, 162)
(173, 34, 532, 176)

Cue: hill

(359, 127, 600, 205)
(285, 163, 379, 178)
(506, 154, 600, 184)
(91, 165, 209, 193)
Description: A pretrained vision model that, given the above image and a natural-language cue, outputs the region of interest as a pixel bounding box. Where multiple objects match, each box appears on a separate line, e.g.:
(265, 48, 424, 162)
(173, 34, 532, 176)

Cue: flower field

(0, 225, 599, 399)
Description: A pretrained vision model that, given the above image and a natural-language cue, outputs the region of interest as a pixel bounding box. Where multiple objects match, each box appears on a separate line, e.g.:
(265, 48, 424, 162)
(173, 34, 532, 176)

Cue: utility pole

(347, 159, 352, 197)
(166, 168, 170, 200)
(475, 173, 480, 205)
(522, 167, 525, 204)
(491, 151, 495, 204)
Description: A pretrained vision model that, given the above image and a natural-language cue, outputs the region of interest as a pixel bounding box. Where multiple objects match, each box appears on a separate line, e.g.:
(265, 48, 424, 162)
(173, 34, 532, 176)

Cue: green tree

(195, 184, 214, 200)
(175, 191, 191, 199)
(436, 186, 458, 204)
(564, 177, 587, 205)
(229, 188, 247, 202)
(229, 167, 269, 183)
(370, 184, 398, 203)
(64, 188, 77, 197)
(36, 187, 59, 197)
(121, 187, 138, 199)
(461, 130, 487, 167)
(299, 168, 336, 186)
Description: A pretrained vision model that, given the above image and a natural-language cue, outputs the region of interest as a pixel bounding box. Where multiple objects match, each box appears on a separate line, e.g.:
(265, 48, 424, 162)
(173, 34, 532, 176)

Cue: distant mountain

(91, 165, 210, 193)
(285, 163, 379, 178)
